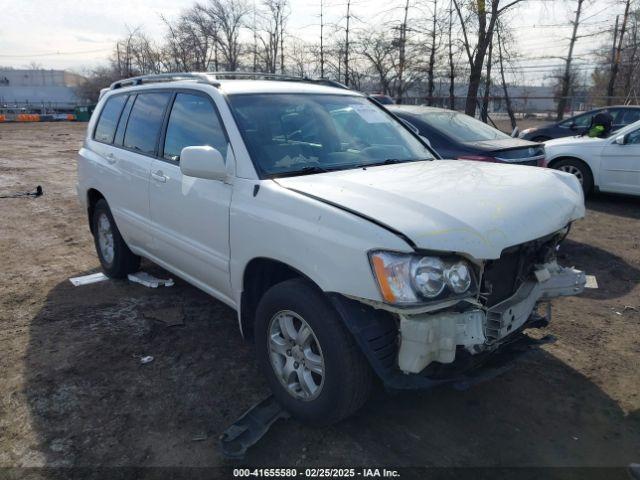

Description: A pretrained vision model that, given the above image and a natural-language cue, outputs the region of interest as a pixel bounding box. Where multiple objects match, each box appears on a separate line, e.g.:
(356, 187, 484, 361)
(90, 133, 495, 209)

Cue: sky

(0, 0, 626, 85)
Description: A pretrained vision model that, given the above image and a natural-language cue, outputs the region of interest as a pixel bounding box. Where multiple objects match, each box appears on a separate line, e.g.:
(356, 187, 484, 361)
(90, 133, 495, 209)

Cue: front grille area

(481, 232, 562, 307)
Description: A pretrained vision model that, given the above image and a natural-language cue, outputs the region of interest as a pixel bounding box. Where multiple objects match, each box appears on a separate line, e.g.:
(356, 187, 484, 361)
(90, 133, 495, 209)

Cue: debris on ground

(585, 275, 598, 289)
(219, 395, 290, 459)
(192, 433, 208, 442)
(143, 305, 185, 326)
(69, 272, 108, 287)
(140, 356, 154, 365)
(128, 272, 174, 288)
(0, 185, 43, 199)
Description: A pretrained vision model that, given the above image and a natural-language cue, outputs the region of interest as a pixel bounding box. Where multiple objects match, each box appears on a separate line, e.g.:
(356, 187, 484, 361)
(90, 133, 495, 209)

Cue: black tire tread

(92, 199, 140, 278)
(255, 278, 372, 425)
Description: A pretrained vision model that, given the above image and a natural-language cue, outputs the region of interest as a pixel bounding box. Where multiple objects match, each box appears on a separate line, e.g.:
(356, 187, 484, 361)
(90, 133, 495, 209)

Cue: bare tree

(481, 36, 493, 122)
(607, 0, 632, 105)
(556, 0, 585, 120)
(453, 0, 524, 117)
(255, 0, 289, 73)
(448, 0, 456, 109)
(426, 0, 439, 105)
(197, 0, 250, 71)
(497, 22, 516, 129)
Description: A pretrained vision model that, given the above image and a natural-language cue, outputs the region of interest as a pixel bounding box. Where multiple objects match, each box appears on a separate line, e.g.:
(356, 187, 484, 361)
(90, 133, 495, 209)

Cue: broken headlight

(369, 251, 476, 305)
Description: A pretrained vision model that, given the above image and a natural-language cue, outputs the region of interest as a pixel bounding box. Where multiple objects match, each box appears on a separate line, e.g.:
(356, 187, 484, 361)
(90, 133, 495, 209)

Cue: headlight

(369, 251, 476, 305)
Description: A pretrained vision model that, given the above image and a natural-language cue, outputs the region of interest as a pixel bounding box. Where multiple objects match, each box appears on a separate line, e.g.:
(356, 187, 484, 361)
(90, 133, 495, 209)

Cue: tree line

(78, 0, 639, 124)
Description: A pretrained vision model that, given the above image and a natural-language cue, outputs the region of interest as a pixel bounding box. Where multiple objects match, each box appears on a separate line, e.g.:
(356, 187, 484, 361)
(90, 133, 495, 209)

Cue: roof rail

(110, 72, 219, 90)
(109, 71, 349, 91)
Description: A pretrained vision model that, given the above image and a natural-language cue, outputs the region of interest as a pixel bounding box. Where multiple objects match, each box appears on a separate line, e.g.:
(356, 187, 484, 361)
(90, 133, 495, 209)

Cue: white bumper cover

(398, 262, 586, 374)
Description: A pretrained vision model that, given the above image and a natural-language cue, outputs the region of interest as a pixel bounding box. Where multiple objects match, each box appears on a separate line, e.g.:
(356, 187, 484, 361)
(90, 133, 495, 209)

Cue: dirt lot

(1, 122, 639, 476)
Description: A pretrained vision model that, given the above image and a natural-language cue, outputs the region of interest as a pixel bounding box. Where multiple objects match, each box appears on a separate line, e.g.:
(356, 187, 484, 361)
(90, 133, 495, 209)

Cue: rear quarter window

(94, 95, 127, 143)
(123, 92, 172, 155)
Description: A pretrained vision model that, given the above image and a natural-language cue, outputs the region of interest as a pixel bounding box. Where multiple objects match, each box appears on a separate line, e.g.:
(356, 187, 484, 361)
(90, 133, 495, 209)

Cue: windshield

(414, 110, 510, 142)
(227, 94, 434, 177)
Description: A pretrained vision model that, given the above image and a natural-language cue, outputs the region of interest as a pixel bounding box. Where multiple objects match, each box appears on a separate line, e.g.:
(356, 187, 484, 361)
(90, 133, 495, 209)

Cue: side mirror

(180, 146, 226, 181)
(569, 122, 577, 130)
(511, 126, 520, 138)
(419, 135, 432, 148)
(615, 134, 627, 145)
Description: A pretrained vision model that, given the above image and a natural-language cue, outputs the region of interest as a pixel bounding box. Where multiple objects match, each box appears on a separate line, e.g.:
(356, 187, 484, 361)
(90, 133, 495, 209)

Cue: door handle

(105, 153, 117, 165)
(151, 170, 167, 183)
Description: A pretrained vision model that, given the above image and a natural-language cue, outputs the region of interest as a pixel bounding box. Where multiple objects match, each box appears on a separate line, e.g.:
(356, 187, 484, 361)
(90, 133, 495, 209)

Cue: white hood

(275, 160, 585, 259)
(544, 135, 605, 148)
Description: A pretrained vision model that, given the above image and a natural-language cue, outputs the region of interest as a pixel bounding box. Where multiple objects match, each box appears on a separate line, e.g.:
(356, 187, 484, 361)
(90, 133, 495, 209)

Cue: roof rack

(110, 72, 219, 90)
(109, 71, 349, 91)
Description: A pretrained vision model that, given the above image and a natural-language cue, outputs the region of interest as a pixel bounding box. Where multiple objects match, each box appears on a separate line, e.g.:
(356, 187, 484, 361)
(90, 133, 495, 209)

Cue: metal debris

(584, 275, 598, 289)
(69, 272, 108, 286)
(140, 356, 154, 364)
(219, 395, 290, 459)
(128, 271, 174, 288)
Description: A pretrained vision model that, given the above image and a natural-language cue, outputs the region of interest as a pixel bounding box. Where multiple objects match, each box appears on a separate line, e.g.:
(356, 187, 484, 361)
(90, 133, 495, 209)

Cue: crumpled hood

(275, 160, 585, 259)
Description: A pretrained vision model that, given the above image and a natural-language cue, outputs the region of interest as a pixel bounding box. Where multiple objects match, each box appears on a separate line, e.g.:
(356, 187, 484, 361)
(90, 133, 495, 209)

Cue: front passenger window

(163, 93, 229, 162)
(627, 129, 640, 145)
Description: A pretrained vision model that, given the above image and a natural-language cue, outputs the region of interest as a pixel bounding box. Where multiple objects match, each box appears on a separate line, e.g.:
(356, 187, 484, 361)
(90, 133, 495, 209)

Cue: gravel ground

(0, 122, 639, 477)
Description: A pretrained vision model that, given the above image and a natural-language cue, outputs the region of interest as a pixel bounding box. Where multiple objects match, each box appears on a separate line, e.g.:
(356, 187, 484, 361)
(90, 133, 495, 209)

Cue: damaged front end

(330, 227, 586, 390)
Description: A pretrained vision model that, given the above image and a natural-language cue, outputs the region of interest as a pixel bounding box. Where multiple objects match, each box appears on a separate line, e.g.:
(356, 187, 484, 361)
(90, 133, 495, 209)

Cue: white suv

(77, 73, 587, 425)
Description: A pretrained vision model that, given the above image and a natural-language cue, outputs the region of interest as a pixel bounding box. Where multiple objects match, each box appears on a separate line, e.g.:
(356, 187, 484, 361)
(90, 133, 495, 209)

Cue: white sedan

(545, 119, 640, 196)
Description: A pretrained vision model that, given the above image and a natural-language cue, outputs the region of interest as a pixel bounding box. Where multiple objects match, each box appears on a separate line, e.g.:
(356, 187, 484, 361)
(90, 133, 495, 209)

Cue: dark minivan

(389, 105, 545, 167)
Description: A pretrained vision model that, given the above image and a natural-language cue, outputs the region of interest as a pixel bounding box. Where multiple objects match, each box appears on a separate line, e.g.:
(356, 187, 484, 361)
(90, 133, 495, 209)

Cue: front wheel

(255, 279, 373, 425)
(553, 159, 594, 195)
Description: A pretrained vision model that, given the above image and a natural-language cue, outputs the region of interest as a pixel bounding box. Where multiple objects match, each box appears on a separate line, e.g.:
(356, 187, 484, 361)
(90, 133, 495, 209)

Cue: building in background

(0, 69, 88, 115)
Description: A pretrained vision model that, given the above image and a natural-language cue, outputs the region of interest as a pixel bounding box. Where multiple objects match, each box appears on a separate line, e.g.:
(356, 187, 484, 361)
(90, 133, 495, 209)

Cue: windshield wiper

(270, 165, 331, 178)
(353, 158, 412, 169)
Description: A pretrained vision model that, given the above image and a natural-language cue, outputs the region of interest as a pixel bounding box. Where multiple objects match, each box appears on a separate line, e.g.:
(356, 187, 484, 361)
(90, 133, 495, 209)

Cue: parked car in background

(519, 106, 640, 142)
(78, 73, 586, 425)
(389, 105, 546, 166)
(544, 119, 640, 196)
(369, 93, 395, 105)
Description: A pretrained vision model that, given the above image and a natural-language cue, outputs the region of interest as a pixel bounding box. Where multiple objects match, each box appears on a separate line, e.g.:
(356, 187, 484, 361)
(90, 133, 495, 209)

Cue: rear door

(148, 91, 233, 301)
(599, 127, 640, 195)
(112, 91, 172, 250)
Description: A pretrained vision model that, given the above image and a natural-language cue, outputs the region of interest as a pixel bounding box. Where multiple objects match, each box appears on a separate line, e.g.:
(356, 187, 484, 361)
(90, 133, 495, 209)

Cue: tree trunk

(427, 0, 438, 105)
(345, 0, 351, 86)
(481, 38, 493, 123)
(397, 0, 410, 103)
(557, 0, 584, 121)
(497, 25, 516, 129)
(448, 0, 455, 110)
(607, 0, 631, 105)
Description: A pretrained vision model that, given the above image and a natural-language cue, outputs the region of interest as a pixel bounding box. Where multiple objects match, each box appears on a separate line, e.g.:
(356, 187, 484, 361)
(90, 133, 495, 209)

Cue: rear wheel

(255, 279, 373, 425)
(91, 199, 140, 278)
(553, 158, 594, 195)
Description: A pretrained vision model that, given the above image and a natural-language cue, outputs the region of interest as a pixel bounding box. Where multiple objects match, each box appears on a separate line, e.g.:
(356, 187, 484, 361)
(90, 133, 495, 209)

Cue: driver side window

(627, 129, 640, 145)
(163, 93, 228, 162)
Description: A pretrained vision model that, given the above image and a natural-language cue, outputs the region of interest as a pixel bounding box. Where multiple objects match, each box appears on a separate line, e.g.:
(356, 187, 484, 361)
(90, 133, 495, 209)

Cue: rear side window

(163, 93, 228, 161)
(123, 92, 172, 155)
(621, 109, 640, 125)
(94, 95, 127, 143)
(113, 95, 135, 146)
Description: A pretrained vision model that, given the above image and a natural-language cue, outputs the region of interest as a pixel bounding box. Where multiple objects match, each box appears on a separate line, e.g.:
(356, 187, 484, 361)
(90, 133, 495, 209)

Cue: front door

(148, 91, 233, 301)
(599, 127, 640, 195)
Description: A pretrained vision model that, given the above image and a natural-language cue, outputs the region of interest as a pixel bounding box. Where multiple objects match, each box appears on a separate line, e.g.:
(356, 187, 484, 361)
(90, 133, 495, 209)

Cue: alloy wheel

(267, 310, 325, 401)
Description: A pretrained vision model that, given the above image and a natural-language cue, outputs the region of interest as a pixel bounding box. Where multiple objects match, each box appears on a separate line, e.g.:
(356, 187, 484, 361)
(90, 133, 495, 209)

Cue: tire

(552, 158, 594, 195)
(91, 199, 140, 278)
(255, 278, 373, 425)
